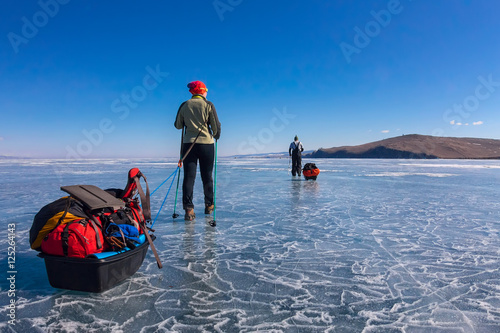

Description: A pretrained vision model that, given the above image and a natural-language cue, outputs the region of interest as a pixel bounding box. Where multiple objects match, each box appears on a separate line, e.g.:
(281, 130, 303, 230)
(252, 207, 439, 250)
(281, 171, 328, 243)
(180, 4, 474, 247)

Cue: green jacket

(174, 95, 221, 144)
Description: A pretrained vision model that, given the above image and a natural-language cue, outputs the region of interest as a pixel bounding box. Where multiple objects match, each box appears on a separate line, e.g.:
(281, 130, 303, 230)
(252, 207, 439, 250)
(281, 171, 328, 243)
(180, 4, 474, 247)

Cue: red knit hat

(187, 81, 208, 95)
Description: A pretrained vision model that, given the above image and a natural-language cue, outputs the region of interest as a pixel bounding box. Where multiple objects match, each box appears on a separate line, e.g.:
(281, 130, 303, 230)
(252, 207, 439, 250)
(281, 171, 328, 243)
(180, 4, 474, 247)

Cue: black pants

(182, 143, 214, 210)
(291, 153, 302, 176)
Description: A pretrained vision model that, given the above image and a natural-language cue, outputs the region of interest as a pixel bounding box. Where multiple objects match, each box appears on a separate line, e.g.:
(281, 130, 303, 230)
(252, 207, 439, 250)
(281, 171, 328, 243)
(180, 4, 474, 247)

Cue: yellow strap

(31, 211, 86, 249)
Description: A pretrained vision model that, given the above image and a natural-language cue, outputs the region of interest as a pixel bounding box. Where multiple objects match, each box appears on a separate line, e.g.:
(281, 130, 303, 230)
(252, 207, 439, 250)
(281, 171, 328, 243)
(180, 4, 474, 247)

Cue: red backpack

(41, 218, 106, 258)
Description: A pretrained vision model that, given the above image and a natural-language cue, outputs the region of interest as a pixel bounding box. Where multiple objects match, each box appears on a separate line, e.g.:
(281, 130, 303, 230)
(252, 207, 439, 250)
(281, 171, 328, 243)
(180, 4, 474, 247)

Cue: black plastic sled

(38, 235, 154, 293)
(32, 169, 162, 292)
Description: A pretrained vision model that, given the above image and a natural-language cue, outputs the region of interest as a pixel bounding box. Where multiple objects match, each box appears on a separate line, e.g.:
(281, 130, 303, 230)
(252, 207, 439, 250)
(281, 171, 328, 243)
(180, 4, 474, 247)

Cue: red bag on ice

(41, 218, 106, 258)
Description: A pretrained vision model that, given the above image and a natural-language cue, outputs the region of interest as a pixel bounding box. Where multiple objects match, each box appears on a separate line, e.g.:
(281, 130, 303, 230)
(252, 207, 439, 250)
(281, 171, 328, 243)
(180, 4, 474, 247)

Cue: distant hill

(307, 134, 500, 159)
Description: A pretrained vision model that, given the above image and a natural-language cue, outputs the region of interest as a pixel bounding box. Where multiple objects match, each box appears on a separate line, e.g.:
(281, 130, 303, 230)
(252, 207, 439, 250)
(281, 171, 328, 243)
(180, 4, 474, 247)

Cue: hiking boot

(205, 204, 214, 215)
(184, 208, 195, 221)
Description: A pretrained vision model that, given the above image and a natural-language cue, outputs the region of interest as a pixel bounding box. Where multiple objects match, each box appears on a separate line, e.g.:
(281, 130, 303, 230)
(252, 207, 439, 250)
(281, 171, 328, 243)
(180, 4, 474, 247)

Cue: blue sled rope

(151, 166, 179, 228)
(151, 168, 178, 196)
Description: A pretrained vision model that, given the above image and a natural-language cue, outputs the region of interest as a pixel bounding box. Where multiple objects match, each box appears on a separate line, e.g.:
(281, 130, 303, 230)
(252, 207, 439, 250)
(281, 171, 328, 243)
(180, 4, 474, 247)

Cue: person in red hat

(174, 81, 221, 221)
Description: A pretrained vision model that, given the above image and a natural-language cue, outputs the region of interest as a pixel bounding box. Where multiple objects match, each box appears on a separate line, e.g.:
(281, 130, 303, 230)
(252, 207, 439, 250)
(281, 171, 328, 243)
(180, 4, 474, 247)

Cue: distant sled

(303, 163, 320, 180)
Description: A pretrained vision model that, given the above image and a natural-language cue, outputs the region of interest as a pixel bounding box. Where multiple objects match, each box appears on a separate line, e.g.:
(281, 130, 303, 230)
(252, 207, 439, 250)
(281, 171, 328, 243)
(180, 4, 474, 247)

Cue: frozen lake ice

(1, 157, 500, 332)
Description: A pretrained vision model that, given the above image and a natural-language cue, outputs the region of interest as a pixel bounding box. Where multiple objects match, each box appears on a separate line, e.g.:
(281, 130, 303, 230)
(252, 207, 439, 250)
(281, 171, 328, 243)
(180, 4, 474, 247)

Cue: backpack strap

(61, 223, 71, 256)
(124, 210, 139, 229)
(61, 220, 86, 256)
(133, 173, 150, 221)
(89, 218, 102, 250)
(54, 197, 73, 230)
(140, 223, 162, 269)
(178, 131, 202, 167)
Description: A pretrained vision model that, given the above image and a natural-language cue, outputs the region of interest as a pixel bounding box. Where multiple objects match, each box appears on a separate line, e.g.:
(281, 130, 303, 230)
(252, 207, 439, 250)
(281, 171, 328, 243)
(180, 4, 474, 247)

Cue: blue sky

(1, 0, 500, 158)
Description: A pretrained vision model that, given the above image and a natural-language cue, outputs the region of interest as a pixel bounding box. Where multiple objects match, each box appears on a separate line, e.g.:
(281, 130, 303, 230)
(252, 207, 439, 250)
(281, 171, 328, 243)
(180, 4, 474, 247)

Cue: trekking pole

(171, 168, 182, 218)
(288, 154, 291, 175)
(208, 139, 218, 227)
(172, 130, 184, 218)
